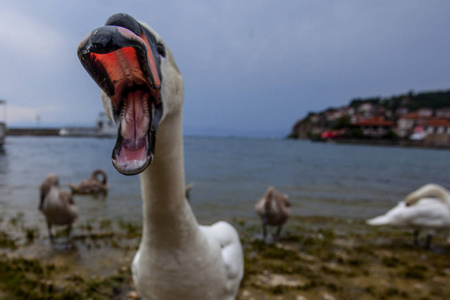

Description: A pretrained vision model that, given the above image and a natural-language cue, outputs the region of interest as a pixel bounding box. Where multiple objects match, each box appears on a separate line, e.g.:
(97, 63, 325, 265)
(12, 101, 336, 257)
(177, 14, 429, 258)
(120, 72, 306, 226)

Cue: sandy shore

(1, 215, 450, 299)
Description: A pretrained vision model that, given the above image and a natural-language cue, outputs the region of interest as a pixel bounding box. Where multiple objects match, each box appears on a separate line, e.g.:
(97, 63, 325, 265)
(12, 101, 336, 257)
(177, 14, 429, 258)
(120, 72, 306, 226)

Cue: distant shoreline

(7, 128, 60, 136)
(311, 137, 450, 150)
(6, 128, 115, 138)
(5, 128, 450, 150)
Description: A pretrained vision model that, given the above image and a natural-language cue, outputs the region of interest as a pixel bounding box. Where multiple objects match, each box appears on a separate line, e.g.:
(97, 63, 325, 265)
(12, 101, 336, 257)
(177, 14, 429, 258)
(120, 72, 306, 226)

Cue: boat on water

(59, 112, 116, 137)
(0, 100, 7, 147)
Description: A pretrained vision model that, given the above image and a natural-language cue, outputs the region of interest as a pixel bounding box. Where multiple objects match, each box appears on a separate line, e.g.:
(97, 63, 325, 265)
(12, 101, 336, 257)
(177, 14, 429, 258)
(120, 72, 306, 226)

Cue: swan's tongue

(112, 90, 152, 174)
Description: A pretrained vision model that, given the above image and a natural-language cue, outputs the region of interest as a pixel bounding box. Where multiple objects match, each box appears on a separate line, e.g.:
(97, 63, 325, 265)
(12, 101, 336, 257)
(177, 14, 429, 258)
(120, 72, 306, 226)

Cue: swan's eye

(157, 44, 166, 57)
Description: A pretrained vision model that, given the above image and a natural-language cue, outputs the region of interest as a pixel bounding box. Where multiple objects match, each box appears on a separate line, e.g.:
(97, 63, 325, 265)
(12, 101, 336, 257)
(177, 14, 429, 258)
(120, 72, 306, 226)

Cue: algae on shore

(1, 215, 450, 300)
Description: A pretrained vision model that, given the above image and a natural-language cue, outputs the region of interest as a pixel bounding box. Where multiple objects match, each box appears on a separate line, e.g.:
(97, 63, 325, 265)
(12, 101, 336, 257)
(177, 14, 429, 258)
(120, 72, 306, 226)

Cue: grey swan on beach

(254, 186, 291, 242)
(367, 184, 450, 248)
(69, 169, 109, 194)
(77, 13, 243, 299)
(39, 173, 78, 240)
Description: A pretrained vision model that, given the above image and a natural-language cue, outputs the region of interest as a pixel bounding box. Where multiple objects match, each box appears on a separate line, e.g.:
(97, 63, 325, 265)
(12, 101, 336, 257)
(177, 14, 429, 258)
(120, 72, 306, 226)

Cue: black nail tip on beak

(91, 29, 114, 52)
(80, 26, 127, 55)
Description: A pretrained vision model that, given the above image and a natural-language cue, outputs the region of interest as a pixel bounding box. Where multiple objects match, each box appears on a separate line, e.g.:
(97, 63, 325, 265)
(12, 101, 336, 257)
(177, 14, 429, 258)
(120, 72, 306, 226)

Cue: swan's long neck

(405, 184, 450, 206)
(139, 110, 198, 248)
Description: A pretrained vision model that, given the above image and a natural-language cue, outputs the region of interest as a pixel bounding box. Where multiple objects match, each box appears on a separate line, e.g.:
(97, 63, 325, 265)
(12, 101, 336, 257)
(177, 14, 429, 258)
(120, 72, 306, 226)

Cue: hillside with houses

(288, 89, 450, 147)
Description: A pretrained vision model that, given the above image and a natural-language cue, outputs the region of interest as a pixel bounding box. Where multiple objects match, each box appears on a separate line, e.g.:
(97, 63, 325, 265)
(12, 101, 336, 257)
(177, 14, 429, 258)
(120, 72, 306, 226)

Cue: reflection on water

(0, 136, 449, 232)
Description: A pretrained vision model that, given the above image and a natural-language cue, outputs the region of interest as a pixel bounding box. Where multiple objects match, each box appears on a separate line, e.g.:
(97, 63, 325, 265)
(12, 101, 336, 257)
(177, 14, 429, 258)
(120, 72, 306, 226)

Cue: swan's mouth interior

(77, 23, 162, 175)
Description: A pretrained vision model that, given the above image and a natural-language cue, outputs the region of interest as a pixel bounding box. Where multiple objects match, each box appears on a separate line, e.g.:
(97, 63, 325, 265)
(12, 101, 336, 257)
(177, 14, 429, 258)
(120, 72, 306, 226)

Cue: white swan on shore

(77, 13, 243, 299)
(254, 186, 291, 242)
(39, 173, 78, 240)
(367, 184, 450, 248)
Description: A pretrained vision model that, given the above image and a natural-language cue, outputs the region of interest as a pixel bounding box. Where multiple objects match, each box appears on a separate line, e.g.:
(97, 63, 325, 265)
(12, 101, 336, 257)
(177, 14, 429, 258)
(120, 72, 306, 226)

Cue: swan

(254, 186, 291, 242)
(69, 169, 109, 194)
(77, 13, 243, 300)
(367, 184, 450, 248)
(39, 173, 78, 240)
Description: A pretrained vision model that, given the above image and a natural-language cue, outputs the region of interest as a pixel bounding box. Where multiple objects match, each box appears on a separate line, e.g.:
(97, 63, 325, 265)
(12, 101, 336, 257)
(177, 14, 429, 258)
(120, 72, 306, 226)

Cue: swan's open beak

(77, 14, 162, 175)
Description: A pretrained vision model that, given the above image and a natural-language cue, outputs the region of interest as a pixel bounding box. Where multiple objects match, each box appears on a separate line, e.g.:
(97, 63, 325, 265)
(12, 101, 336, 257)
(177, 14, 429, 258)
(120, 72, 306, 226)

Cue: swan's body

(69, 169, 108, 194)
(78, 13, 243, 299)
(39, 173, 78, 240)
(367, 184, 450, 248)
(254, 186, 291, 241)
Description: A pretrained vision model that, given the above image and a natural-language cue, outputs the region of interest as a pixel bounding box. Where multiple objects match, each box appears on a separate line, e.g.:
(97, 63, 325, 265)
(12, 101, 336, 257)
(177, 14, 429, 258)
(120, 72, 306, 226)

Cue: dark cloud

(1, 1, 450, 136)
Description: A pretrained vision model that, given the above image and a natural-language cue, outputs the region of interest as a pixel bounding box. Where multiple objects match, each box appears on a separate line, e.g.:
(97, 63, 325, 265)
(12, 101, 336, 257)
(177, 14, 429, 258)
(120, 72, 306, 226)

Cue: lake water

(0, 136, 449, 230)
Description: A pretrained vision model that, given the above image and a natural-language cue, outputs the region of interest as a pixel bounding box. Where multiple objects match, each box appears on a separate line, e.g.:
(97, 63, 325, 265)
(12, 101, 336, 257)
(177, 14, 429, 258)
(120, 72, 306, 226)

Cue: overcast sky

(1, 1, 450, 137)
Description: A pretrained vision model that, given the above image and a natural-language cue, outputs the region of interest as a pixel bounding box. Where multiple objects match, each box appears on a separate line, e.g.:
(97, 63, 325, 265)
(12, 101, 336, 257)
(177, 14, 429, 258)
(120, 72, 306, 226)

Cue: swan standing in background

(255, 186, 291, 242)
(39, 173, 78, 240)
(78, 13, 243, 300)
(69, 169, 109, 194)
(367, 184, 450, 249)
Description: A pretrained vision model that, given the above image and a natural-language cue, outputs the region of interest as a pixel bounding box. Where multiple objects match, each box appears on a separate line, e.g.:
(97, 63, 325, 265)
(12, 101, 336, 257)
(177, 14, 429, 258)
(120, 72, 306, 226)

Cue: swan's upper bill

(77, 13, 163, 175)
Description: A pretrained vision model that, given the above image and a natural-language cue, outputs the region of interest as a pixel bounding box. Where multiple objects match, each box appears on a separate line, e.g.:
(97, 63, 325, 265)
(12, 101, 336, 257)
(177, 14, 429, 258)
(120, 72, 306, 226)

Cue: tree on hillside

(332, 115, 351, 130)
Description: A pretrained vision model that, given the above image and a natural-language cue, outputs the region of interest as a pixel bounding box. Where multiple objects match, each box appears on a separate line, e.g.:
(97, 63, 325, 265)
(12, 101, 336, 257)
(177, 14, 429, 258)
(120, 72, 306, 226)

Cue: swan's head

(43, 173, 59, 187)
(404, 183, 450, 206)
(78, 13, 183, 175)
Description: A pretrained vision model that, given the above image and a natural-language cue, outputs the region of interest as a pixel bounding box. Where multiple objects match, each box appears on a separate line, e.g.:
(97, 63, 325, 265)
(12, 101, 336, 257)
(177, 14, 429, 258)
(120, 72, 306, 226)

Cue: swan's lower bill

(77, 24, 162, 175)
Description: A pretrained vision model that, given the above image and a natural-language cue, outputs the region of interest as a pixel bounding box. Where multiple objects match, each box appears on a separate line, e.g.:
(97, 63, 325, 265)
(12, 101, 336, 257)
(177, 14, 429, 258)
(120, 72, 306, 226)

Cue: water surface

(0, 136, 448, 230)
